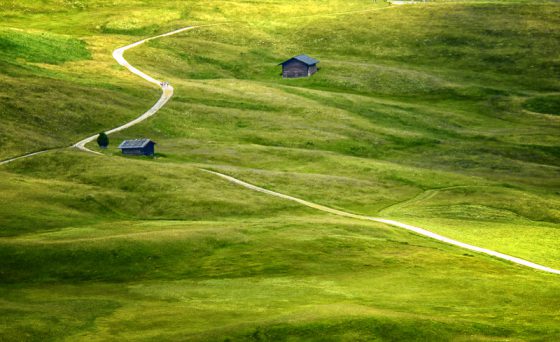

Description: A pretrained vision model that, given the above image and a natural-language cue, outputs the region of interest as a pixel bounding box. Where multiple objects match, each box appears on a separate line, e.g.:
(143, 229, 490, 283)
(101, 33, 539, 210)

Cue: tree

(97, 132, 109, 148)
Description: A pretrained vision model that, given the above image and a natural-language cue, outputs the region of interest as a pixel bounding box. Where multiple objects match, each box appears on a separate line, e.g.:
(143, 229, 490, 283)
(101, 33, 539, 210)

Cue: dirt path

(202, 169, 560, 275)
(73, 27, 195, 153)
(0, 149, 53, 166)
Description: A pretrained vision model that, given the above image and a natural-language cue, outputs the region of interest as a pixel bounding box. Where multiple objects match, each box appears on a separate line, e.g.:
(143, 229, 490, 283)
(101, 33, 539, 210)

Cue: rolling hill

(1, 0, 559, 340)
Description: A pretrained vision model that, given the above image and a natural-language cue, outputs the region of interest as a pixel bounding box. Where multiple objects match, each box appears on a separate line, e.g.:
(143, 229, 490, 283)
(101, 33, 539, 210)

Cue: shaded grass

(523, 94, 560, 115)
(2, 215, 560, 340)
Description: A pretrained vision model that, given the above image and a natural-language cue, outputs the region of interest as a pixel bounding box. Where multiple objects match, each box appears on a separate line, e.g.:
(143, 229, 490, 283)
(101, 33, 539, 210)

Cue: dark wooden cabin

(118, 138, 156, 156)
(279, 54, 319, 78)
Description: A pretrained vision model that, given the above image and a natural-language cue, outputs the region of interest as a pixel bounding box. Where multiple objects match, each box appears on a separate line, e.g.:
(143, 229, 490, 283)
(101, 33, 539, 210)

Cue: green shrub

(96, 132, 109, 148)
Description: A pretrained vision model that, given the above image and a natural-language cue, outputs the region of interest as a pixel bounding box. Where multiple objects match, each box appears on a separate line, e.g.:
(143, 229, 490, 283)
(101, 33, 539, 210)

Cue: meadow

(1, 0, 559, 340)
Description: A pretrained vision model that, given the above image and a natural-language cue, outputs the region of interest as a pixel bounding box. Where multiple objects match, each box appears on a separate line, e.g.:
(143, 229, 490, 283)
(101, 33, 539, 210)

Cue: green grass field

(1, 0, 559, 340)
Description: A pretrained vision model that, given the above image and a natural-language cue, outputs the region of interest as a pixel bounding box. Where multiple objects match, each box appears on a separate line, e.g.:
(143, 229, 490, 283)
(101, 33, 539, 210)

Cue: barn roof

(118, 138, 155, 149)
(279, 54, 319, 66)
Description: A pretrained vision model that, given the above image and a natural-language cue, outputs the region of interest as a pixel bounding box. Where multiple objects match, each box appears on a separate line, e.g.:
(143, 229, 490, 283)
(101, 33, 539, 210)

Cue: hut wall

(145, 143, 155, 156)
(122, 148, 144, 156)
(308, 65, 317, 76)
(282, 60, 309, 78)
(121, 143, 155, 156)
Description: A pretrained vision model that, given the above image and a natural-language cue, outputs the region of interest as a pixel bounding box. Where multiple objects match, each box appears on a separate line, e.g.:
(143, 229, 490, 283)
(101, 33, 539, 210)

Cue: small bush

(97, 132, 109, 148)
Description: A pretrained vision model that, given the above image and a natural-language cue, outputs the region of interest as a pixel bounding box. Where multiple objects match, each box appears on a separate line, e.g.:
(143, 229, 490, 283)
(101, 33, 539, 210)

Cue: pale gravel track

(203, 169, 560, 275)
(0, 149, 53, 166)
(0, 12, 558, 276)
(73, 27, 195, 153)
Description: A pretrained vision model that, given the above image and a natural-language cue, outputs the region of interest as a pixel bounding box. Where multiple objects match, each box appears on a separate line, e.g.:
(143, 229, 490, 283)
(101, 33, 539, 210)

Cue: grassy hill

(1, 0, 559, 340)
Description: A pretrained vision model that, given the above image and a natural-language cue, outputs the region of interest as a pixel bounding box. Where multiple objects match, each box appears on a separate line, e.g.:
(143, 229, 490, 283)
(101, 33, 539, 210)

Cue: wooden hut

(118, 138, 156, 156)
(279, 54, 319, 78)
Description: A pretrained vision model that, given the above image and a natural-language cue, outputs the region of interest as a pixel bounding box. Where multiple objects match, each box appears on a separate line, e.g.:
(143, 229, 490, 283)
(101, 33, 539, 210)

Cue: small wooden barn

(118, 138, 156, 156)
(279, 54, 319, 78)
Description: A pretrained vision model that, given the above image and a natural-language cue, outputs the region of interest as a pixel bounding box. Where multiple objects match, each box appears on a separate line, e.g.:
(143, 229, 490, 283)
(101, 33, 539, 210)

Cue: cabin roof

(279, 54, 319, 66)
(118, 138, 155, 149)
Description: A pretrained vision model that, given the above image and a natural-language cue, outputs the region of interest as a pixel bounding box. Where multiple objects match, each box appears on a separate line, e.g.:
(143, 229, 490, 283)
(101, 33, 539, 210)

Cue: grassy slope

(0, 23, 160, 158)
(1, 0, 560, 340)
(119, 2, 560, 265)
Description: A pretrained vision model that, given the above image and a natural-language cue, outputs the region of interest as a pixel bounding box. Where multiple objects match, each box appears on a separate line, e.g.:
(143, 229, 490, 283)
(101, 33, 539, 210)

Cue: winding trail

(0, 149, 53, 166)
(0, 11, 558, 275)
(203, 169, 560, 275)
(73, 27, 194, 153)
